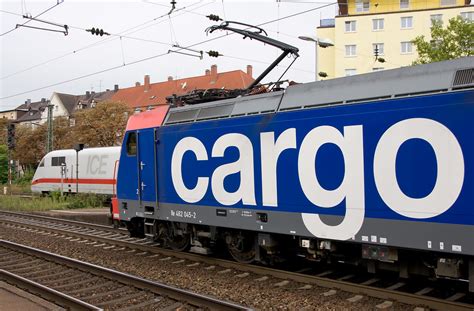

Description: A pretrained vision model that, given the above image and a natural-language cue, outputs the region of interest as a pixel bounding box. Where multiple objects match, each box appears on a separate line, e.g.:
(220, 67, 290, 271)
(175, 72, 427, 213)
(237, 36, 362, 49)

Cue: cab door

(136, 128, 157, 206)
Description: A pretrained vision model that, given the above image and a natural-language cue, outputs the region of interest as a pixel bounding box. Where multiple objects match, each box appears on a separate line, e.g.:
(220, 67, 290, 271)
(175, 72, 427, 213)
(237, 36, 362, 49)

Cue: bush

(14, 169, 35, 185)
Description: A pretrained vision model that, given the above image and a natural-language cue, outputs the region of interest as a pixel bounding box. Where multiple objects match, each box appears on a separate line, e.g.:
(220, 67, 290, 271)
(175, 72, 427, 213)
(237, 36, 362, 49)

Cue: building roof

(111, 65, 254, 109)
(56, 89, 117, 115)
(15, 100, 48, 123)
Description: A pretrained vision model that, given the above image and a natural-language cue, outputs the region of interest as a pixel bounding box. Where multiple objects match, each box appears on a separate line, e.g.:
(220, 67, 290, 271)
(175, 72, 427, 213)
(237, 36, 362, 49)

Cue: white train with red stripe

(31, 147, 120, 195)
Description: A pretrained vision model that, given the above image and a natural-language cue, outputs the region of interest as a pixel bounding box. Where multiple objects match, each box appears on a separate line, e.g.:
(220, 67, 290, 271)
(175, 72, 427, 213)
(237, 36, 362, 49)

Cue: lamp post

(73, 143, 84, 193)
(298, 35, 334, 81)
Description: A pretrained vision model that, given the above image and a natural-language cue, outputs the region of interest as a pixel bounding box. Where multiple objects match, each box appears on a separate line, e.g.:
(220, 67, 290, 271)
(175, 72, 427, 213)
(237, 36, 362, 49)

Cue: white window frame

(356, 0, 370, 12)
(401, 16, 413, 29)
(373, 43, 385, 56)
(460, 11, 473, 22)
(345, 20, 357, 32)
(345, 45, 357, 57)
(372, 18, 385, 31)
(400, 0, 409, 9)
(401, 41, 413, 54)
(430, 14, 443, 26)
(345, 69, 357, 76)
(373, 67, 384, 71)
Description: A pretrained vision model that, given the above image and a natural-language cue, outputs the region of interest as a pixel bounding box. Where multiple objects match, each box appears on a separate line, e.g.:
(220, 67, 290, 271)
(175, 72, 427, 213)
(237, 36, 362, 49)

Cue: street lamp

(73, 143, 84, 193)
(298, 35, 334, 81)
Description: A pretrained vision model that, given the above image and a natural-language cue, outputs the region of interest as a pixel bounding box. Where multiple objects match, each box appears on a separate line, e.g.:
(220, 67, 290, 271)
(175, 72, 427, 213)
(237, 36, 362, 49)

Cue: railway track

(1, 210, 474, 310)
(0, 239, 249, 310)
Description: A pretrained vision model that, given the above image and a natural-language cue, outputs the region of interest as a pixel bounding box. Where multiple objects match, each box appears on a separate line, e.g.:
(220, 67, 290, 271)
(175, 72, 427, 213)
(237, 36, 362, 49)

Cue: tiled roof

(57, 90, 116, 115)
(111, 67, 254, 109)
(15, 100, 48, 123)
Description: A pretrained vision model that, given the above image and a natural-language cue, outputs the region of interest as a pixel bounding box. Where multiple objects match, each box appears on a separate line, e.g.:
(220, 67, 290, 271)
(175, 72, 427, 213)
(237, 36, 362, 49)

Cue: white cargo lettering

(211, 133, 256, 206)
(298, 125, 365, 240)
(260, 128, 297, 207)
(373, 118, 464, 219)
(171, 137, 209, 203)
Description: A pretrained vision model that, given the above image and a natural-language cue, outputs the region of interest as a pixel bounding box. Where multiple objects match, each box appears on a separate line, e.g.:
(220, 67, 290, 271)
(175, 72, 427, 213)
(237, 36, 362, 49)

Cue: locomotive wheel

(226, 231, 256, 263)
(159, 222, 190, 251)
(168, 234, 190, 251)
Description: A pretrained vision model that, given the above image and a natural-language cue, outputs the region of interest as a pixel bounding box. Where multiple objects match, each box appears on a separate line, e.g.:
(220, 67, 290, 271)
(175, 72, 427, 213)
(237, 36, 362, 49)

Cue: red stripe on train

(31, 178, 116, 185)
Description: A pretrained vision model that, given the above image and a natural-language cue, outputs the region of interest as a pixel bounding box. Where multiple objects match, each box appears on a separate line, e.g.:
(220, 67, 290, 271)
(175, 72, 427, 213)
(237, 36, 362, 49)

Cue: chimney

(41, 98, 46, 103)
(135, 82, 141, 87)
(210, 64, 217, 83)
(27, 99, 31, 105)
(168, 76, 173, 81)
(247, 65, 253, 78)
(205, 69, 210, 76)
(144, 75, 150, 92)
(106, 89, 110, 92)
(86, 91, 90, 97)
(114, 84, 119, 91)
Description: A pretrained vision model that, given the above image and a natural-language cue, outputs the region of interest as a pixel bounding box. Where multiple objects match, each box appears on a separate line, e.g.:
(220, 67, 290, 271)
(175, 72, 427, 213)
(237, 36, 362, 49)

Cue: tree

(412, 16, 474, 65)
(0, 118, 8, 146)
(71, 101, 131, 147)
(13, 125, 47, 171)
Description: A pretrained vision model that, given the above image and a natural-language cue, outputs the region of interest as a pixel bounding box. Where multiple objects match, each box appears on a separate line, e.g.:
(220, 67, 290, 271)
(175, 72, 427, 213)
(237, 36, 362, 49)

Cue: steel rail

(0, 240, 250, 311)
(0, 269, 102, 311)
(1, 212, 473, 310)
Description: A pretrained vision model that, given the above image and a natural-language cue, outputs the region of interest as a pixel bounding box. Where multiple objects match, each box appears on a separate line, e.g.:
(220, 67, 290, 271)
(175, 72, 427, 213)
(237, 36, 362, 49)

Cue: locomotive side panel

(118, 89, 474, 256)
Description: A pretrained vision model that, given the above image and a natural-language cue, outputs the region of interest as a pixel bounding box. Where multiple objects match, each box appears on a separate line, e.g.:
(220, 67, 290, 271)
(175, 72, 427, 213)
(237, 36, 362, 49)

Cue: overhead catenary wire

(0, 1, 338, 102)
(0, 0, 64, 37)
(0, 0, 213, 81)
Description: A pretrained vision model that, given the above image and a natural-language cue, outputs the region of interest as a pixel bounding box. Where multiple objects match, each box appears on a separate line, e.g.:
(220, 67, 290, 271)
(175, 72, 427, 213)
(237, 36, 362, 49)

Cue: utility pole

(46, 101, 53, 153)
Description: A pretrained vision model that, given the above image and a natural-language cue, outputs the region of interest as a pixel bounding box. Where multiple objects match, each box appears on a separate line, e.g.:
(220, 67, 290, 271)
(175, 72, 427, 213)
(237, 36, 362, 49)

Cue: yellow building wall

(316, 27, 336, 80)
(317, 5, 472, 78)
(347, 0, 466, 15)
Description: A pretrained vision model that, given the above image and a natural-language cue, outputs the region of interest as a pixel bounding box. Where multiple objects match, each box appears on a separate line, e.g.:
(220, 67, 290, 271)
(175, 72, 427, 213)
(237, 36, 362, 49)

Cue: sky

(0, 0, 338, 110)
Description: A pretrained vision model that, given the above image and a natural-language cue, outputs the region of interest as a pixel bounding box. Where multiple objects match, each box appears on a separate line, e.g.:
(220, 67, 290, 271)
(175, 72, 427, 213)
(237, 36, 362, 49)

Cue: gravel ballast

(0, 224, 416, 310)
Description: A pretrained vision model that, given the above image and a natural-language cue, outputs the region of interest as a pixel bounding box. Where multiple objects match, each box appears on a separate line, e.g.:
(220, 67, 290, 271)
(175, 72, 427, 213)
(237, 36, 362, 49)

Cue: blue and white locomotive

(115, 56, 474, 290)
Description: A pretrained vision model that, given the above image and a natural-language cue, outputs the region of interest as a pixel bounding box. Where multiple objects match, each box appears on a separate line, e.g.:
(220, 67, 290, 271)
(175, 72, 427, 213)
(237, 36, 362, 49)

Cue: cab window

(51, 156, 66, 166)
(39, 159, 45, 167)
(126, 132, 137, 156)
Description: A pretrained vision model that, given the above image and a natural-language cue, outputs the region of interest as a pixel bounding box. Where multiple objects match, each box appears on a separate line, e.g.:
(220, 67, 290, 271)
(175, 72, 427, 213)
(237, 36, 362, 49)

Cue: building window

(440, 0, 456, 6)
(401, 16, 413, 29)
(147, 106, 154, 111)
(400, 0, 409, 9)
(430, 14, 443, 26)
(134, 108, 141, 114)
(373, 67, 384, 71)
(401, 41, 413, 54)
(372, 18, 384, 31)
(373, 43, 385, 56)
(460, 11, 473, 22)
(345, 69, 357, 76)
(345, 45, 357, 57)
(356, 0, 370, 12)
(345, 20, 357, 32)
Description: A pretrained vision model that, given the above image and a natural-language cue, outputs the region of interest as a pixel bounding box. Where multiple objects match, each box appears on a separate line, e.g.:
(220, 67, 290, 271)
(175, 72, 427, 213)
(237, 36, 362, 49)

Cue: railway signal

(7, 123, 15, 150)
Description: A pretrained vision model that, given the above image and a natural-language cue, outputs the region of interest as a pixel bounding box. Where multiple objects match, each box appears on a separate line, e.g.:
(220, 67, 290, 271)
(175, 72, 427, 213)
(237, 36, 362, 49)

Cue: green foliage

(14, 169, 35, 185)
(412, 16, 474, 65)
(0, 192, 108, 211)
(0, 145, 7, 184)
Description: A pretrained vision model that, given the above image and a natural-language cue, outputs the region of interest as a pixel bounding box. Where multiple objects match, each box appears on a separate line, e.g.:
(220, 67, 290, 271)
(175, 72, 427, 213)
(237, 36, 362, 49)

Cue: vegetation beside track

(0, 192, 108, 211)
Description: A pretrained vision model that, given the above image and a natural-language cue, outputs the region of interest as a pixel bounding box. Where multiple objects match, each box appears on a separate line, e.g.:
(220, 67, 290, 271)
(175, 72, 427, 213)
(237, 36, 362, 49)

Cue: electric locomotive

(114, 21, 474, 291)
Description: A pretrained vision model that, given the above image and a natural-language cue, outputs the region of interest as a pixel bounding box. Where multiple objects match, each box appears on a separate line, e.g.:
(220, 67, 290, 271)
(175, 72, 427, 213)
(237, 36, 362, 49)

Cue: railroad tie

(347, 295, 364, 303)
(172, 259, 185, 264)
(204, 265, 215, 270)
(322, 289, 337, 297)
(298, 285, 312, 290)
(159, 256, 172, 261)
(255, 276, 269, 282)
(186, 262, 199, 267)
(217, 269, 232, 274)
(274, 280, 290, 287)
(235, 272, 249, 278)
(375, 301, 393, 309)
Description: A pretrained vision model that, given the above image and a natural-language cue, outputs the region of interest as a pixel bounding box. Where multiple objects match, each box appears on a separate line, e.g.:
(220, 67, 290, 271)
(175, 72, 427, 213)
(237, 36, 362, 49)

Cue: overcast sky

(0, 0, 338, 110)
